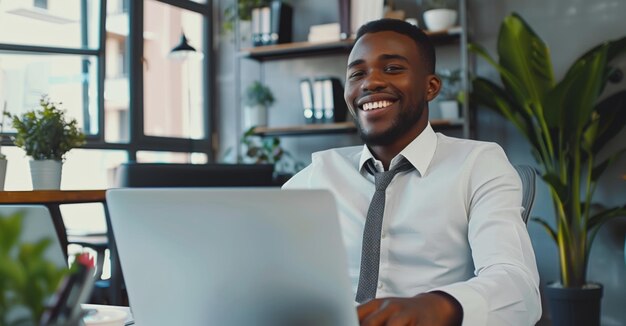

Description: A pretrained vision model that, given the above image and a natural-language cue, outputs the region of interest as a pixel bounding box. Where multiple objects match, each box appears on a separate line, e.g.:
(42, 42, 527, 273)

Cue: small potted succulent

(5, 96, 86, 190)
(243, 81, 275, 130)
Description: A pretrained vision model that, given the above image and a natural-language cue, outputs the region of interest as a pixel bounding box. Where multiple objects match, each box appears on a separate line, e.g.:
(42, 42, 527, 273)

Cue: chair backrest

(114, 163, 276, 188)
(513, 165, 536, 224)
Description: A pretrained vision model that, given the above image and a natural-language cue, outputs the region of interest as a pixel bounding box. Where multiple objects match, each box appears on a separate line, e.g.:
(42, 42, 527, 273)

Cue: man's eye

(385, 65, 404, 73)
(349, 71, 364, 79)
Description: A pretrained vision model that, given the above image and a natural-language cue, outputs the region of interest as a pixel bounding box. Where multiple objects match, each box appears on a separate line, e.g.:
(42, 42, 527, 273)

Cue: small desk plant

(4, 96, 86, 190)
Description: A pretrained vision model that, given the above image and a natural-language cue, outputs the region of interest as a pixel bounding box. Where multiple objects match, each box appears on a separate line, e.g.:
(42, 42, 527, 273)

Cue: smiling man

(283, 19, 541, 326)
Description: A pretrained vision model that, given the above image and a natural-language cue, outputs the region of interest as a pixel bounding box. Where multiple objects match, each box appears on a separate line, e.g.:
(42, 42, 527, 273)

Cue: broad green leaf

(587, 206, 626, 231)
(498, 13, 554, 108)
(592, 90, 626, 155)
(560, 45, 609, 137)
(591, 148, 626, 182)
(542, 172, 568, 202)
(531, 217, 557, 242)
(469, 43, 532, 108)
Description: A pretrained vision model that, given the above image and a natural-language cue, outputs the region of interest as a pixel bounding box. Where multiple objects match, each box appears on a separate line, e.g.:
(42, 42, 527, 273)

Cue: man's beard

(355, 103, 426, 146)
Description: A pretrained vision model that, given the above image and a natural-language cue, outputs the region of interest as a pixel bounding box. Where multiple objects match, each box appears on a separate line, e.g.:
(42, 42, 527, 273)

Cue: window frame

(0, 0, 216, 163)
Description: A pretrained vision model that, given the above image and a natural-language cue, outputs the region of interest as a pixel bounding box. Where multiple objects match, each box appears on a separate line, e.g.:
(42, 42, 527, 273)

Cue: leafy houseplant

(0, 211, 67, 326)
(239, 126, 303, 175)
(470, 12, 626, 324)
(222, 0, 270, 33)
(243, 81, 275, 130)
(5, 96, 86, 189)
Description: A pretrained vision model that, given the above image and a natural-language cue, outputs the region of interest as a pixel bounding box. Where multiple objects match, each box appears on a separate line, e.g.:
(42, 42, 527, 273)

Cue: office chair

(90, 162, 276, 305)
(514, 165, 537, 224)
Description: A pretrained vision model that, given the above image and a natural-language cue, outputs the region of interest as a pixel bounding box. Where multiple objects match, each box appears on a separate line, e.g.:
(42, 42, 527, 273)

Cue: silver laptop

(107, 188, 359, 326)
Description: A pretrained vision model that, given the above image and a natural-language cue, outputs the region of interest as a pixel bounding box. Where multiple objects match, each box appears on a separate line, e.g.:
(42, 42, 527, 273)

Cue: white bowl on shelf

(423, 9, 458, 32)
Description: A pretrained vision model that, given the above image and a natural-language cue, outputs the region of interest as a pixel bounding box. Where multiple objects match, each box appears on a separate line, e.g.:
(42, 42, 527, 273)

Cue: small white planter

(423, 9, 458, 32)
(439, 100, 460, 120)
(243, 105, 268, 130)
(0, 159, 6, 191)
(29, 159, 62, 190)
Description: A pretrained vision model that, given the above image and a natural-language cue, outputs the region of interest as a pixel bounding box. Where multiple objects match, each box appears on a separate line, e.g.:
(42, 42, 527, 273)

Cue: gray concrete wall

(215, 0, 626, 324)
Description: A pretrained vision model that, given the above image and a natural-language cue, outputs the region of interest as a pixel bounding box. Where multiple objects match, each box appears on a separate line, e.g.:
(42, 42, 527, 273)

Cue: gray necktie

(356, 158, 414, 303)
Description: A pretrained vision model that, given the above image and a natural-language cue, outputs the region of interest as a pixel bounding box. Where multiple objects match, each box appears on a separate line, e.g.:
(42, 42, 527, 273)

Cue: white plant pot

(423, 9, 458, 32)
(0, 159, 6, 191)
(439, 100, 460, 120)
(243, 105, 268, 130)
(29, 159, 62, 190)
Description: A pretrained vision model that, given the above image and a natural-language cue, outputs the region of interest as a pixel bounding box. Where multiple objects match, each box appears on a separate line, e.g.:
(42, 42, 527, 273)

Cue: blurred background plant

(244, 80, 275, 107)
(222, 0, 271, 33)
(223, 127, 304, 176)
(0, 211, 67, 326)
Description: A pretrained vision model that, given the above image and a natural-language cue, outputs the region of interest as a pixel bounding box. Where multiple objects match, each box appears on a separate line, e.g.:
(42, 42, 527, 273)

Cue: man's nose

(361, 71, 387, 92)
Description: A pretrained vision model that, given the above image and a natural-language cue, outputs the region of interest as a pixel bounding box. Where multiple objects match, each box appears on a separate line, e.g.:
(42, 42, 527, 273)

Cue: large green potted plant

(5, 96, 86, 190)
(469, 13, 626, 326)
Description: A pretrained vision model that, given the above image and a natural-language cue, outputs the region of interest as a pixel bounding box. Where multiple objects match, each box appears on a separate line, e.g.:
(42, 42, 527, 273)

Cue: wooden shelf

(252, 122, 357, 137)
(240, 27, 462, 61)
(251, 119, 463, 137)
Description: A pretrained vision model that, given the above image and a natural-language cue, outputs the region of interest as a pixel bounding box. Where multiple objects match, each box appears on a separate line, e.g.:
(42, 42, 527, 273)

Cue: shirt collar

(358, 123, 438, 176)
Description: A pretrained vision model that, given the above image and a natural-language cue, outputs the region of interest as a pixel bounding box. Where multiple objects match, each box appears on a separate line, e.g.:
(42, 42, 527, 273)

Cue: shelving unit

(234, 0, 471, 144)
(239, 26, 462, 61)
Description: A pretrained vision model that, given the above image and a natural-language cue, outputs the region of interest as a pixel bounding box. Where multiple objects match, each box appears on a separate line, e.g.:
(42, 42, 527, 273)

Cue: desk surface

(0, 190, 106, 204)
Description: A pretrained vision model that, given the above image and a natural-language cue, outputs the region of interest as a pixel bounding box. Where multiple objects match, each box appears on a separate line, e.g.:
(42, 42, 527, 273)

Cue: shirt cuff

(430, 283, 488, 326)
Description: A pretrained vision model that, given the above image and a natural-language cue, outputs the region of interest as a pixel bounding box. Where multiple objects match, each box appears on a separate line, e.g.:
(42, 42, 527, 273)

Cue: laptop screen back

(106, 188, 358, 326)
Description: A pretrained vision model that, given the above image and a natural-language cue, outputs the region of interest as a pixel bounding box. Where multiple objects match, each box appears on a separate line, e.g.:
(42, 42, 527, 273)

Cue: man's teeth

(362, 100, 393, 111)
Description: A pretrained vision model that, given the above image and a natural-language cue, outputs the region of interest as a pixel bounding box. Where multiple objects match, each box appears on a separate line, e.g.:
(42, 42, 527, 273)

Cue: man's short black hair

(355, 18, 436, 74)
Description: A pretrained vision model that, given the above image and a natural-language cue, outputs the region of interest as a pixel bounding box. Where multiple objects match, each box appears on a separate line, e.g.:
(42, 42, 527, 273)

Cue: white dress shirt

(282, 124, 541, 325)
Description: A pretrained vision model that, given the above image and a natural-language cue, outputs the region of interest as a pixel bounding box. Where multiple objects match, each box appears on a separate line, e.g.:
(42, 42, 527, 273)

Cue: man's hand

(357, 292, 463, 326)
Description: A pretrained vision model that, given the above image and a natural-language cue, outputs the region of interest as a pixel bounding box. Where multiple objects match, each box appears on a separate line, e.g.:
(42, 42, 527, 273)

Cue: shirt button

(381, 230, 386, 239)
(377, 282, 383, 289)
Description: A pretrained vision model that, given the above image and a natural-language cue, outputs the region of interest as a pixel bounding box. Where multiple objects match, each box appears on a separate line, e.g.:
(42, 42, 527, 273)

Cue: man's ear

(425, 75, 442, 101)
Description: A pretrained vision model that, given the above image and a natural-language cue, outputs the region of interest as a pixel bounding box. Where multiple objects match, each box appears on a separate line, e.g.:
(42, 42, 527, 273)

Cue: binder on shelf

(309, 77, 348, 124)
(312, 79, 325, 123)
(351, 0, 384, 37)
(259, 6, 271, 45)
(251, 7, 262, 46)
(338, 0, 351, 39)
(268, 1, 293, 45)
(300, 79, 314, 124)
(322, 77, 348, 123)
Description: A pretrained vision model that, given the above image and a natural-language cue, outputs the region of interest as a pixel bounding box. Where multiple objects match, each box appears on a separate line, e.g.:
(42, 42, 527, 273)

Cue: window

(0, 0, 214, 235)
(0, 0, 214, 190)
